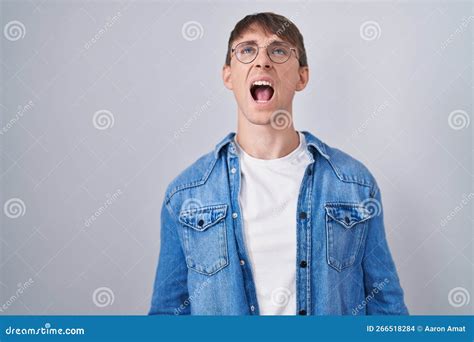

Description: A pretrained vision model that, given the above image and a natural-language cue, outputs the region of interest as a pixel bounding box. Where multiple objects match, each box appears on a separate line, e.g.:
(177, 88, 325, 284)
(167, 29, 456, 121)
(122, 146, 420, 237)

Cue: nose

(254, 47, 272, 69)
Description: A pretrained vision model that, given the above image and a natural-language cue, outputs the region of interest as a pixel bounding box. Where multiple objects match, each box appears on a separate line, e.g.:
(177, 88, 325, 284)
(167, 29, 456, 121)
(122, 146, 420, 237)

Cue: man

(149, 12, 408, 315)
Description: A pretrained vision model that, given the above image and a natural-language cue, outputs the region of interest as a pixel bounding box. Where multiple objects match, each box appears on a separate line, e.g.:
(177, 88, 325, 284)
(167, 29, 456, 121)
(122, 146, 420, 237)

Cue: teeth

(252, 80, 273, 87)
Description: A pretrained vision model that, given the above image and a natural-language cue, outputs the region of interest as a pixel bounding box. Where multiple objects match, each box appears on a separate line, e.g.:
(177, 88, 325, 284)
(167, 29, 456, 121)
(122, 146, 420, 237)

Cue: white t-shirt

(234, 132, 312, 315)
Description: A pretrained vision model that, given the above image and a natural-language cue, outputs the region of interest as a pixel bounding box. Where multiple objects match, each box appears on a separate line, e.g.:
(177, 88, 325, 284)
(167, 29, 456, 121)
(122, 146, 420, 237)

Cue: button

(299, 212, 307, 220)
(230, 167, 236, 174)
(299, 309, 307, 315)
(344, 216, 350, 225)
(240, 259, 245, 266)
(299, 260, 307, 268)
(197, 219, 204, 227)
(232, 212, 238, 219)
(250, 305, 255, 312)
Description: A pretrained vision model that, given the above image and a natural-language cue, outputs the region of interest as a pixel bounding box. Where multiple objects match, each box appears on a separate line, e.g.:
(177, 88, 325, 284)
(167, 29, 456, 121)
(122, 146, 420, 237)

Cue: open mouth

(250, 80, 274, 103)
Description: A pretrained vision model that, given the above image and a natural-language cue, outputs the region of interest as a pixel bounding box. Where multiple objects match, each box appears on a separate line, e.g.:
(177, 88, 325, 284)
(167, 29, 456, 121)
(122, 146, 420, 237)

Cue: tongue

(255, 87, 272, 102)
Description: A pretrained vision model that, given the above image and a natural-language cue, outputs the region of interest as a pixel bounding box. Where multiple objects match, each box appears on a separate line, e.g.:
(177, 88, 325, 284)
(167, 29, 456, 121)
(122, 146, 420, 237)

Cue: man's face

(222, 25, 309, 127)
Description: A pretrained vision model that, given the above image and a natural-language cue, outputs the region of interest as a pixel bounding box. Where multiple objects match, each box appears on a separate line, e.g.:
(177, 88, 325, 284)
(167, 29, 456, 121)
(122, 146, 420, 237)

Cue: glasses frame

(231, 41, 298, 65)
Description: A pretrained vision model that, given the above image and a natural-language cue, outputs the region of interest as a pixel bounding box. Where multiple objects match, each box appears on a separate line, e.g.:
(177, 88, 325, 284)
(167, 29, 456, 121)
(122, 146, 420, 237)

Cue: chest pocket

(179, 204, 229, 276)
(325, 203, 372, 272)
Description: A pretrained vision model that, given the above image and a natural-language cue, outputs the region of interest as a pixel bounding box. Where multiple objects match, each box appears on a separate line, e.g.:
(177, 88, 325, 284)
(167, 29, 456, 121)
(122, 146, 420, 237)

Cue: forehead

(233, 24, 287, 45)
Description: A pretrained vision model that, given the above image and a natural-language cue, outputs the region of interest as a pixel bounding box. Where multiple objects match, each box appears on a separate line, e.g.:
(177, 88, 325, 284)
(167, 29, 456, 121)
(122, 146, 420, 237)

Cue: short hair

(225, 12, 308, 67)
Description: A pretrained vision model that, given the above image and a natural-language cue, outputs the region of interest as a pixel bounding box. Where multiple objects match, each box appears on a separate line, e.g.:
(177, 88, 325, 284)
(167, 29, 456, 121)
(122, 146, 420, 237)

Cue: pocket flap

(324, 203, 372, 228)
(179, 204, 227, 231)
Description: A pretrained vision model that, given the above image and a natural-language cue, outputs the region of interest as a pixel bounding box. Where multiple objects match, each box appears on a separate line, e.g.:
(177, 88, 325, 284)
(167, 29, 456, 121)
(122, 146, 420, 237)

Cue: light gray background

(0, 0, 472, 315)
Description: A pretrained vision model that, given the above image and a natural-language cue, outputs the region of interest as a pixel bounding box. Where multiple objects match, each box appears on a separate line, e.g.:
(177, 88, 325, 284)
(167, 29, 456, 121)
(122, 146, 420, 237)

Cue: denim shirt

(149, 131, 409, 315)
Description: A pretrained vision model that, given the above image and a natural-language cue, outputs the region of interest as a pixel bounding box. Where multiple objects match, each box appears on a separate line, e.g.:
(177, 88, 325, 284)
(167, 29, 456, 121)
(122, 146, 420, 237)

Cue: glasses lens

(235, 43, 258, 63)
(268, 43, 292, 63)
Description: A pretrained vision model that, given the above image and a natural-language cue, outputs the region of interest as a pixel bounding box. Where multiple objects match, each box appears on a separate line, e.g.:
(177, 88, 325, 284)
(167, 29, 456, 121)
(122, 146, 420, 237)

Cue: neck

(235, 111, 299, 160)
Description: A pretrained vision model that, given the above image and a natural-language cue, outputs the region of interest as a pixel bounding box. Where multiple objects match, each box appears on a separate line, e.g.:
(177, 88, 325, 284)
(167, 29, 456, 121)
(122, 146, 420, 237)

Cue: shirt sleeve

(148, 198, 190, 315)
(362, 183, 409, 315)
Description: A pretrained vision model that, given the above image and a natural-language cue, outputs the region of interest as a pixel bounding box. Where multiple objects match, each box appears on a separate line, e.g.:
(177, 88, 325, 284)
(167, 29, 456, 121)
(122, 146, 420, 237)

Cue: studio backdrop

(0, 0, 472, 315)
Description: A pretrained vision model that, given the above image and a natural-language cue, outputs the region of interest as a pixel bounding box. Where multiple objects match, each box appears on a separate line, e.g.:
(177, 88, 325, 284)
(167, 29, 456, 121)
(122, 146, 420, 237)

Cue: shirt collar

(213, 131, 330, 161)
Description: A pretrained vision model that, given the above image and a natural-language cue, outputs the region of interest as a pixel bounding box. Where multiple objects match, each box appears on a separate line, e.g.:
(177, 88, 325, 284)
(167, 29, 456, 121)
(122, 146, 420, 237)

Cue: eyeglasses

(231, 41, 298, 64)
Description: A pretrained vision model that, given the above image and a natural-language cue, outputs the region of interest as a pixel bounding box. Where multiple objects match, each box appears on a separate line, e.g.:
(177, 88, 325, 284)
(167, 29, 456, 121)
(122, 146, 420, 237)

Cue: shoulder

(164, 150, 218, 202)
(164, 132, 236, 201)
(325, 144, 377, 189)
(303, 131, 378, 193)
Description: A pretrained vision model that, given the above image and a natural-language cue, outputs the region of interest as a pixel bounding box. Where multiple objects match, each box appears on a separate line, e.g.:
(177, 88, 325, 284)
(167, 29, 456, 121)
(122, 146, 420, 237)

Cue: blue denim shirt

(149, 131, 409, 315)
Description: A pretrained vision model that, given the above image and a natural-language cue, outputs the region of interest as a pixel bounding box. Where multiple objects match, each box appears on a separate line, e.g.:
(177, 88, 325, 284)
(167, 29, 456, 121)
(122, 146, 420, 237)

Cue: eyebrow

(234, 39, 288, 47)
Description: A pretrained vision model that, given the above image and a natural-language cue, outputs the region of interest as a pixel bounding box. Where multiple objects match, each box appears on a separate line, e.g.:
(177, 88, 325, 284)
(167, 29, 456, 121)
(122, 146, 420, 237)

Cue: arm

(148, 198, 190, 315)
(362, 184, 409, 315)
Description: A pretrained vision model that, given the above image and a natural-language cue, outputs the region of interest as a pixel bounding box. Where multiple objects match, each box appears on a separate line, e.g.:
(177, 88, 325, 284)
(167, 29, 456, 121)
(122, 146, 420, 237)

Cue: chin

(240, 108, 273, 125)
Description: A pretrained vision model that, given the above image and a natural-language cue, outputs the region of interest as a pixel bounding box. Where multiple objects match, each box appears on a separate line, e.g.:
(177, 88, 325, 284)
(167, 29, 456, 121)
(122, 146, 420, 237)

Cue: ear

(295, 66, 309, 92)
(222, 64, 233, 90)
